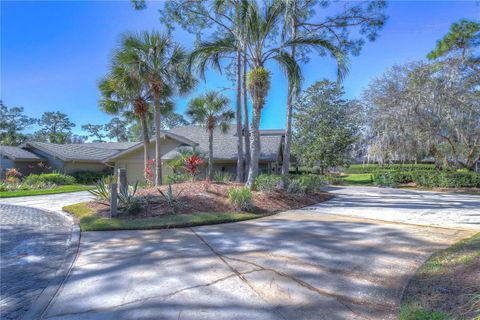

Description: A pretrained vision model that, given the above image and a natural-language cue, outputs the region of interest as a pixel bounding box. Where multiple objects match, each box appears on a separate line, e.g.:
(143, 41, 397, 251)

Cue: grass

(63, 202, 264, 231)
(0, 185, 94, 198)
(400, 233, 480, 320)
(340, 173, 373, 185)
(399, 305, 449, 320)
(416, 233, 480, 275)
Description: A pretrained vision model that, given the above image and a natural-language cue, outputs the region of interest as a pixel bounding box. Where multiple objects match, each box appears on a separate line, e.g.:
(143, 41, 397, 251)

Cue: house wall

(0, 157, 14, 178)
(114, 138, 182, 184)
(64, 162, 110, 175)
(0, 158, 44, 178)
(25, 147, 65, 173)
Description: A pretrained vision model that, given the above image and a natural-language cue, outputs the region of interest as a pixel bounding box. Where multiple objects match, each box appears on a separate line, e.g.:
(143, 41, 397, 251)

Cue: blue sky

(1, 1, 479, 137)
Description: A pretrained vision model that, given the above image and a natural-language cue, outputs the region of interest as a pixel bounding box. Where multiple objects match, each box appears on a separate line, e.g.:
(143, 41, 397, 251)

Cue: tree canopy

(292, 80, 362, 172)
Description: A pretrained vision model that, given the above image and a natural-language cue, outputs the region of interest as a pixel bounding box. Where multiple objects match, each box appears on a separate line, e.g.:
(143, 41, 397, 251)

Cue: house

(105, 125, 285, 184)
(0, 146, 45, 177)
(1, 125, 285, 183)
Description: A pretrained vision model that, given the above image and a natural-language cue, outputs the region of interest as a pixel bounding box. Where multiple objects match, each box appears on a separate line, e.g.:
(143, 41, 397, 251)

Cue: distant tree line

(0, 103, 189, 145)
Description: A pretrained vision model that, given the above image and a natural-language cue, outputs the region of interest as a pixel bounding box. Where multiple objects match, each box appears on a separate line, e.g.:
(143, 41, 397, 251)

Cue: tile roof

(168, 125, 284, 161)
(25, 141, 139, 162)
(0, 146, 44, 161)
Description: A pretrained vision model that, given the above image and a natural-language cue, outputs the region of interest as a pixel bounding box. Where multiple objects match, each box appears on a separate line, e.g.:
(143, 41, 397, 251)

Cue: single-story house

(105, 125, 285, 184)
(1, 125, 285, 183)
(0, 146, 45, 177)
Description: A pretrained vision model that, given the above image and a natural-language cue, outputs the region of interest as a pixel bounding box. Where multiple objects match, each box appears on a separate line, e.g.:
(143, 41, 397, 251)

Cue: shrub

(24, 173, 76, 185)
(118, 182, 141, 214)
(166, 173, 190, 184)
(213, 171, 234, 183)
(88, 177, 111, 203)
(293, 174, 326, 193)
(254, 174, 281, 191)
(372, 172, 397, 187)
(71, 170, 112, 184)
(183, 154, 204, 181)
(158, 184, 183, 214)
(228, 187, 253, 211)
(372, 170, 480, 188)
(287, 179, 307, 194)
(346, 164, 436, 174)
(5, 168, 22, 183)
(324, 175, 345, 185)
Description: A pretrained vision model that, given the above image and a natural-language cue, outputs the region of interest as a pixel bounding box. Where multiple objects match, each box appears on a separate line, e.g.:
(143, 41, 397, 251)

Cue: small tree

(292, 80, 362, 174)
(186, 91, 234, 180)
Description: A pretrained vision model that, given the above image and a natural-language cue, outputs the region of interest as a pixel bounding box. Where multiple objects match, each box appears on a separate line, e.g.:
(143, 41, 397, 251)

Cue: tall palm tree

(117, 31, 195, 185)
(98, 65, 151, 180)
(190, 1, 346, 188)
(186, 91, 234, 180)
(279, 0, 349, 188)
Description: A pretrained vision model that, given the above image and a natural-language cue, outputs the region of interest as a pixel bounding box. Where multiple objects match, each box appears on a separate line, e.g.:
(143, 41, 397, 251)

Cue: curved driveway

(38, 186, 479, 320)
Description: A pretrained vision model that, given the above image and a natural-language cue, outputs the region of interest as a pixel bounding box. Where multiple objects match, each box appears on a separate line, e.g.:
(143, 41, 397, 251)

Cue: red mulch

(89, 181, 332, 218)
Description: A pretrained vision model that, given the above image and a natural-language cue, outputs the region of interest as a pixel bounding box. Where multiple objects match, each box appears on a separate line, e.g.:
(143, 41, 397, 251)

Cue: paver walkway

(41, 186, 479, 320)
(0, 191, 93, 319)
(0, 204, 72, 320)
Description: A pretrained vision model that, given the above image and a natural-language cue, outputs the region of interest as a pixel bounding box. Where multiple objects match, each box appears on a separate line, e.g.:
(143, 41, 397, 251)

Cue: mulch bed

(88, 181, 332, 219)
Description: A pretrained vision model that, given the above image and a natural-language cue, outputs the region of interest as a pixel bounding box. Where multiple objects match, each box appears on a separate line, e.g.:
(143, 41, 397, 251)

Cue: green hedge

(71, 170, 113, 185)
(346, 164, 436, 174)
(372, 171, 480, 188)
(254, 174, 325, 193)
(23, 173, 76, 185)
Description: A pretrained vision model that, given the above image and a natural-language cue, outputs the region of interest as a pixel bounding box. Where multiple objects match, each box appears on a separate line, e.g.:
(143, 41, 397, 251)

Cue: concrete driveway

(41, 186, 479, 320)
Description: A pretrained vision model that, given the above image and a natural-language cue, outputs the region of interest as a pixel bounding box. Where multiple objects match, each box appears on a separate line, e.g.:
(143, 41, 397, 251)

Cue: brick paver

(0, 204, 72, 320)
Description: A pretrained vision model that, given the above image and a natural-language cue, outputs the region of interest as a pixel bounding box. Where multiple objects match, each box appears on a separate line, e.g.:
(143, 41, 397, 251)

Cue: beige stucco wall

(114, 137, 182, 184)
(64, 162, 109, 175)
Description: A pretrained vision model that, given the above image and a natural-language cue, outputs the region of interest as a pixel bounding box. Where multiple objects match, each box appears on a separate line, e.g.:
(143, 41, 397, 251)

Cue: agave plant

(88, 177, 111, 203)
(118, 181, 141, 213)
(158, 184, 183, 214)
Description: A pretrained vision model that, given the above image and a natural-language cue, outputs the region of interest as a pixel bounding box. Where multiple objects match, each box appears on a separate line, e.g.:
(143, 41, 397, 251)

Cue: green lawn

(400, 233, 480, 320)
(340, 173, 373, 185)
(63, 202, 264, 231)
(0, 185, 94, 198)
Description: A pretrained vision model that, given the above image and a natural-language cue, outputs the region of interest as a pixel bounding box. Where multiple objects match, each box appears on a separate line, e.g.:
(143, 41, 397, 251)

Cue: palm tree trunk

(208, 129, 214, 180)
(242, 49, 251, 179)
(140, 114, 150, 181)
(280, 18, 297, 188)
(235, 49, 244, 182)
(153, 96, 162, 186)
(246, 106, 261, 189)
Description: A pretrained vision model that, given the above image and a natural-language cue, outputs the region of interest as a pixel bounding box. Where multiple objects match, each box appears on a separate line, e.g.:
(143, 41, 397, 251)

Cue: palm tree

(117, 31, 195, 185)
(190, 1, 346, 188)
(278, 0, 349, 188)
(186, 91, 234, 180)
(98, 65, 151, 180)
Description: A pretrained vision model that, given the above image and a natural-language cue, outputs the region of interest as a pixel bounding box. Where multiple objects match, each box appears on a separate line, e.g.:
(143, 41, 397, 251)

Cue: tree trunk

(242, 49, 251, 179)
(153, 96, 162, 186)
(140, 114, 150, 181)
(246, 106, 261, 189)
(280, 17, 297, 188)
(208, 129, 214, 180)
(235, 49, 244, 182)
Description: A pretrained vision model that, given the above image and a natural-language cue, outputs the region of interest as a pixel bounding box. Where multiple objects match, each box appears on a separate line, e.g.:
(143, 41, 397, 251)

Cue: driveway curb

(20, 208, 81, 320)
